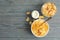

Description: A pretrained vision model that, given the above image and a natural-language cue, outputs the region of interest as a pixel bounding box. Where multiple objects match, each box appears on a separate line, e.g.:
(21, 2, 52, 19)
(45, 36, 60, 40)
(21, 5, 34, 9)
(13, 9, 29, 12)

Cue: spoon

(39, 17, 52, 26)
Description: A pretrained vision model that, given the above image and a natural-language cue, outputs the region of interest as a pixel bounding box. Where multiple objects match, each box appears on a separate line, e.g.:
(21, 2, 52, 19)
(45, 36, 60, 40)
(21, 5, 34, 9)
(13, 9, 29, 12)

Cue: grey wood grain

(0, 27, 60, 38)
(0, 37, 60, 40)
(0, 0, 60, 40)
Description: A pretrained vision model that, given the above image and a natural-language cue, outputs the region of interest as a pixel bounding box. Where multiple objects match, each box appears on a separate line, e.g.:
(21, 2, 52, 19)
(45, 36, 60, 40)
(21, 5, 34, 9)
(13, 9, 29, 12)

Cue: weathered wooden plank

(20, 37, 60, 40)
(0, 0, 49, 6)
(0, 38, 19, 40)
(0, 37, 60, 40)
(0, 26, 60, 38)
(0, 14, 59, 28)
(0, 0, 60, 40)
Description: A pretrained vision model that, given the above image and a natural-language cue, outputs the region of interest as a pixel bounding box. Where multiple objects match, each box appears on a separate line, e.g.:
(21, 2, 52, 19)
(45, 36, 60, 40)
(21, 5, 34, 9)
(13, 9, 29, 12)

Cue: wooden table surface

(0, 0, 60, 40)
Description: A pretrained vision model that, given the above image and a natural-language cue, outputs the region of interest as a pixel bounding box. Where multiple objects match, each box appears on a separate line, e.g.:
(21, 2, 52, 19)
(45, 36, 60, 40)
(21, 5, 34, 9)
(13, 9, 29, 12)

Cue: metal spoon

(39, 17, 52, 26)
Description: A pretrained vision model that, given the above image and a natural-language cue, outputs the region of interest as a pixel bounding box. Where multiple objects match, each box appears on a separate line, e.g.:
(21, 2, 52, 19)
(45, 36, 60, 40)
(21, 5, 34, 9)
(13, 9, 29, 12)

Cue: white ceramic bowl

(31, 10, 39, 19)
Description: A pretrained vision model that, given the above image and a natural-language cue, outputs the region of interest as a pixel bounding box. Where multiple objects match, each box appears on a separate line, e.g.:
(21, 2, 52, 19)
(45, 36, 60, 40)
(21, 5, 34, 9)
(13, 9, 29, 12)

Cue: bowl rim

(31, 19, 49, 37)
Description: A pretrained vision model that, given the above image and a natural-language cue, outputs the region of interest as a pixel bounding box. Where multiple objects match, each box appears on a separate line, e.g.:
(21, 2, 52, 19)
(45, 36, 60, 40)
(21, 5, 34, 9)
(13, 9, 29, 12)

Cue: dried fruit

(39, 16, 44, 19)
(29, 21, 32, 25)
(26, 11, 31, 15)
(26, 17, 30, 22)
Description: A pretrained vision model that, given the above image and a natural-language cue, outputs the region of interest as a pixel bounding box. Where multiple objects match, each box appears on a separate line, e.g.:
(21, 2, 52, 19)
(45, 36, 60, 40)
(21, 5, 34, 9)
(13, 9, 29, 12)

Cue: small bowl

(31, 19, 49, 37)
(41, 2, 57, 17)
(31, 10, 39, 19)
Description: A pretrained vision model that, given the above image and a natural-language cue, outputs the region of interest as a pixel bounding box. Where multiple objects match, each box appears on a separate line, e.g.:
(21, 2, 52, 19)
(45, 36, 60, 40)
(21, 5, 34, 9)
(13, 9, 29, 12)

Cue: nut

(26, 17, 30, 22)
(39, 16, 44, 19)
